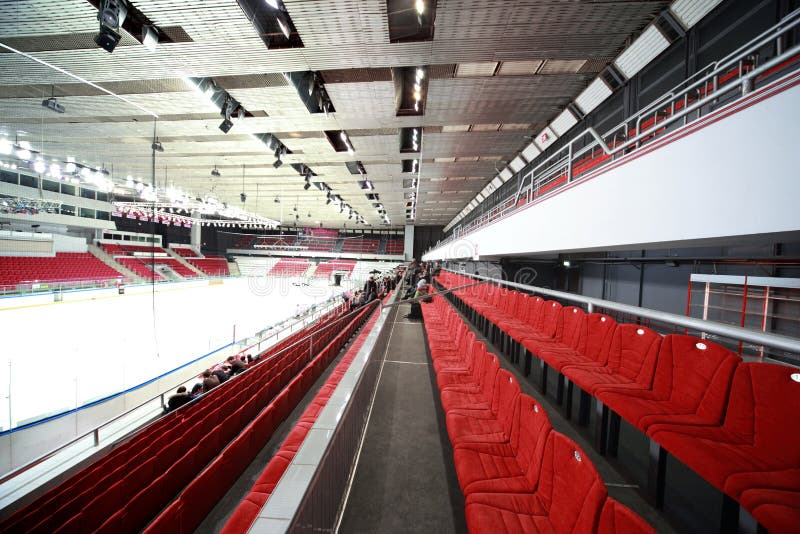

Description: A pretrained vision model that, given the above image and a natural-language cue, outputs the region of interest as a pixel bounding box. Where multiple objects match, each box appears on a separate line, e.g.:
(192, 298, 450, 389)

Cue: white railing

(440, 9, 800, 248)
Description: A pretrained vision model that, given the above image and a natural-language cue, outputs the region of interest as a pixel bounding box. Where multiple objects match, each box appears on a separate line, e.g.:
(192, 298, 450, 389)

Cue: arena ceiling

(0, 0, 669, 229)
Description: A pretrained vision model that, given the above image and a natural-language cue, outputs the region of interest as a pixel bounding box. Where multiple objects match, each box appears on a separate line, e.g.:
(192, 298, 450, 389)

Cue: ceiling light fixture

(211, 166, 221, 177)
(415, 0, 425, 15)
(94, 0, 127, 53)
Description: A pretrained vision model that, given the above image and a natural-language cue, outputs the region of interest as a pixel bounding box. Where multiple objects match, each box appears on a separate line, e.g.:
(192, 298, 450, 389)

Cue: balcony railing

(434, 8, 800, 254)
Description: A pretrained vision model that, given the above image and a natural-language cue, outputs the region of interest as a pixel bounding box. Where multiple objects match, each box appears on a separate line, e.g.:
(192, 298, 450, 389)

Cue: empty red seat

(597, 497, 657, 534)
(465, 433, 607, 534)
(453, 394, 551, 495)
(445, 369, 520, 446)
(598, 335, 740, 431)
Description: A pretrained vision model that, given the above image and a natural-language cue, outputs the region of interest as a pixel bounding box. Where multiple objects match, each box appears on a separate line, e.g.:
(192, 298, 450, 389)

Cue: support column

(191, 209, 202, 251)
(404, 224, 414, 261)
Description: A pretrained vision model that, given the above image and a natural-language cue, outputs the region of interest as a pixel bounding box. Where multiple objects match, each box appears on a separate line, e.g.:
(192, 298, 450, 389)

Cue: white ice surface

(0, 277, 346, 430)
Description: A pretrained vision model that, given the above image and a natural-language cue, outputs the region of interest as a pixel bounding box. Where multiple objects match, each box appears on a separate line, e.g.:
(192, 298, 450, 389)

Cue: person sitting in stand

(227, 355, 247, 375)
(165, 386, 192, 412)
(202, 370, 220, 392)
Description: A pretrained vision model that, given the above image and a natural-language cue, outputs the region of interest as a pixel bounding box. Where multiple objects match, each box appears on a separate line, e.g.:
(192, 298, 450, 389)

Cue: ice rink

(0, 276, 348, 431)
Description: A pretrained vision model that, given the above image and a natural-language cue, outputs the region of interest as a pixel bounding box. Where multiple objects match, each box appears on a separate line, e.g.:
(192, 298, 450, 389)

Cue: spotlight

(273, 158, 283, 169)
(219, 118, 233, 133)
(240, 192, 247, 203)
(274, 196, 280, 203)
(304, 182, 311, 190)
(33, 159, 46, 174)
(211, 167, 221, 177)
(562, 260, 571, 268)
(94, 0, 126, 53)
(0, 138, 11, 155)
(41, 97, 66, 114)
(151, 141, 164, 152)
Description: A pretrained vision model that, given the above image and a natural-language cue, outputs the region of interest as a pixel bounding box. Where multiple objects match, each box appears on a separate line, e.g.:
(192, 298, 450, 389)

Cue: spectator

(190, 383, 204, 397)
(166, 386, 192, 412)
(213, 365, 230, 384)
(202, 370, 220, 392)
(227, 355, 247, 375)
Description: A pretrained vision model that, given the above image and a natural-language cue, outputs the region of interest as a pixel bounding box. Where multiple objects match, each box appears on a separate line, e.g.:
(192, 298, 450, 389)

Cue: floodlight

(211, 167, 221, 177)
(41, 97, 66, 114)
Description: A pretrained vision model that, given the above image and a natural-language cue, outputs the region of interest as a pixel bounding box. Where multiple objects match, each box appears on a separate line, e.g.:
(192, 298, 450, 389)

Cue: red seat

(465, 432, 607, 534)
(597, 335, 740, 431)
(561, 324, 661, 395)
(453, 394, 551, 495)
(597, 497, 657, 534)
(445, 369, 520, 446)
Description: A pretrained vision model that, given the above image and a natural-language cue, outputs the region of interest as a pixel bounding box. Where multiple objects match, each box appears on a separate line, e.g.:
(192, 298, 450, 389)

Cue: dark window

(19, 174, 37, 188)
(96, 191, 109, 202)
(96, 210, 110, 220)
(80, 188, 96, 200)
(0, 169, 18, 184)
(42, 179, 60, 192)
(61, 184, 75, 196)
(60, 204, 75, 216)
(80, 207, 95, 218)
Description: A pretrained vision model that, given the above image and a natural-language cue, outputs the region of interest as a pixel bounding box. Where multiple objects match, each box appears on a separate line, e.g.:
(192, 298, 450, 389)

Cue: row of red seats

(268, 258, 310, 276)
(313, 260, 356, 278)
(141, 300, 383, 533)
(385, 239, 404, 254)
(0, 304, 356, 534)
(170, 247, 200, 258)
(115, 257, 165, 281)
(435, 271, 800, 533)
(0, 253, 124, 285)
(187, 258, 230, 276)
(421, 295, 655, 533)
(220, 295, 388, 533)
(341, 238, 379, 253)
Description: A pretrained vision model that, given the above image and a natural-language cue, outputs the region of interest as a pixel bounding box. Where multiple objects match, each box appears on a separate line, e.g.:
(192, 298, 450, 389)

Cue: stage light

(562, 260, 571, 267)
(80, 167, 92, 178)
(65, 161, 76, 173)
(94, 0, 126, 53)
(304, 182, 311, 190)
(41, 97, 65, 114)
(273, 159, 283, 169)
(49, 163, 61, 178)
(33, 159, 46, 174)
(16, 142, 31, 160)
(0, 138, 11, 155)
(415, 0, 425, 15)
(211, 166, 221, 177)
(240, 192, 247, 203)
(151, 141, 164, 152)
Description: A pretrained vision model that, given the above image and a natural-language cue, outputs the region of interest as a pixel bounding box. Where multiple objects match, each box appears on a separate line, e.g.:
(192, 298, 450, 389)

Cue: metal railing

(439, 269, 800, 358)
(436, 9, 800, 249)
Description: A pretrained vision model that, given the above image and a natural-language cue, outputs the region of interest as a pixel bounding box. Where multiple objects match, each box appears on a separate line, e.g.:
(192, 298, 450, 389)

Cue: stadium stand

(430, 270, 800, 531)
(186, 258, 230, 277)
(312, 260, 356, 279)
(220, 295, 387, 533)
(340, 237, 379, 254)
(0, 253, 124, 286)
(114, 257, 165, 282)
(0, 300, 380, 534)
(268, 258, 311, 277)
(385, 238, 404, 255)
(421, 294, 657, 533)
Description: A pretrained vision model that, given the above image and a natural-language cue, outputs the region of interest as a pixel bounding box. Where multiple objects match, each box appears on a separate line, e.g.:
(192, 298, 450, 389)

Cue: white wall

(424, 77, 800, 261)
(52, 233, 88, 253)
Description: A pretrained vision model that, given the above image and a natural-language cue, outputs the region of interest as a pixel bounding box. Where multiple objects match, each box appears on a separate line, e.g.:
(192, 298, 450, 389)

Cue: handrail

(441, 270, 800, 356)
(436, 8, 800, 245)
(0, 294, 345, 485)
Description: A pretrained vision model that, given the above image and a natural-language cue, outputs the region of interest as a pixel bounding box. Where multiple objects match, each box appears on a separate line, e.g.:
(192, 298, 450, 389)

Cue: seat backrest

(606, 324, 662, 384)
(525, 296, 545, 326)
(576, 313, 617, 363)
(724, 362, 800, 465)
(557, 306, 586, 346)
(511, 394, 552, 490)
(535, 432, 607, 533)
(478, 354, 501, 399)
(662, 335, 739, 418)
(597, 498, 656, 534)
(535, 300, 563, 336)
(491, 369, 521, 432)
